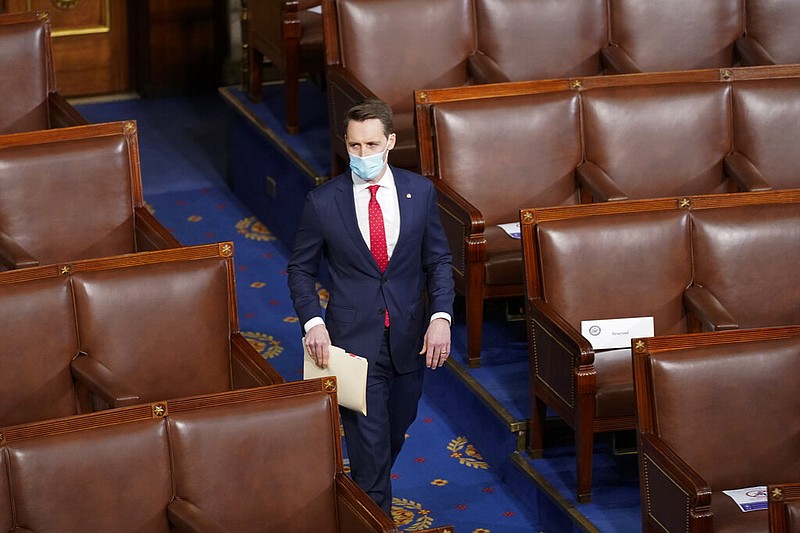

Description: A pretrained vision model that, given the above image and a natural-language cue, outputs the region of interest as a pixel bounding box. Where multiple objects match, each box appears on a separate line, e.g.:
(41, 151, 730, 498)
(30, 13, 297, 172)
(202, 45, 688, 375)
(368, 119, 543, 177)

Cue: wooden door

(3, 0, 129, 96)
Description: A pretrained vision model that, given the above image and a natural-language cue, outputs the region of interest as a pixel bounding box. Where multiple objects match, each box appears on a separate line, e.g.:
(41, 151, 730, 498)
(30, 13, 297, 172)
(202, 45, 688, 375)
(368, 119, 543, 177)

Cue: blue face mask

(349, 144, 389, 181)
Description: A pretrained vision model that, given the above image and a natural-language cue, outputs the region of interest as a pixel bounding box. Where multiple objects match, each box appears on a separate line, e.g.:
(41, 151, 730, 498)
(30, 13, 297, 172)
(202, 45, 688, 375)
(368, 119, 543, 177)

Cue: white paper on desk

(498, 222, 521, 239)
(581, 316, 654, 350)
(303, 344, 368, 416)
(722, 486, 768, 512)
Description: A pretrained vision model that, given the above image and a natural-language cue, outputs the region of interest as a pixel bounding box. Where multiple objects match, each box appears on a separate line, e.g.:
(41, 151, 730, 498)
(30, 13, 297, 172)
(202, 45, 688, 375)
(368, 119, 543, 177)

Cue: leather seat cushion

(483, 224, 522, 286)
(593, 348, 635, 419)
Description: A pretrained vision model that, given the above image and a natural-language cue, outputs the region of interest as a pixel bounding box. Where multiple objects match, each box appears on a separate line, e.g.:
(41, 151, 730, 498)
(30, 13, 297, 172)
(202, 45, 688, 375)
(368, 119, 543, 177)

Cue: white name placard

(581, 316, 654, 350)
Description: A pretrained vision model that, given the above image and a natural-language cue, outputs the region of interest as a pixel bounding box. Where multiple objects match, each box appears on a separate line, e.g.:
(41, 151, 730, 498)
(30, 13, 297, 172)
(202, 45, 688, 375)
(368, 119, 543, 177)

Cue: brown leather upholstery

(0, 276, 79, 427)
(0, 11, 85, 134)
(634, 327, 800, 532)
(246, 0, 325, 134)
(474, 0, 608, 81)
(769, 483, 800, 533)
(691, 203, 800, 329)
(603, 0, 743, 73)
(0, 243, 283, 422)
(430, 91, 581, 366)
(0, 444, 11, 532)
(580, 83, 733, 199)
(737, 0, 800, 66)
(0, 380, 433, 532)
(71, 257, 233, 407)
(0, 121, 180, 271)
(727, 78, 800, 191)
(5, 418, 173, 532)
(168, 392, 341, 530)
(324, 0, 477, 172)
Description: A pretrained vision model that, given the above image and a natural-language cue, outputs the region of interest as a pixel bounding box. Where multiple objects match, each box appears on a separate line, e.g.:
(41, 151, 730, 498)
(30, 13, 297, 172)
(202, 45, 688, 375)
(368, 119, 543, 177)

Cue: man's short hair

(344, 98, 394, 138)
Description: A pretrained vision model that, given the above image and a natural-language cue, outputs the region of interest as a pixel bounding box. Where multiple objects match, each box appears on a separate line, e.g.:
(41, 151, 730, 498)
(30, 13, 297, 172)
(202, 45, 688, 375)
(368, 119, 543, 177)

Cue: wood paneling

(3, 0, 130, 96)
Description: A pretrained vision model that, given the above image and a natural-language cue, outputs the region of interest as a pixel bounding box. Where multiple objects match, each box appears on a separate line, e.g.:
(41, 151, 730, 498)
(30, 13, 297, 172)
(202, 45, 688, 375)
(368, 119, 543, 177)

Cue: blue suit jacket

(287, 167, 455, 374)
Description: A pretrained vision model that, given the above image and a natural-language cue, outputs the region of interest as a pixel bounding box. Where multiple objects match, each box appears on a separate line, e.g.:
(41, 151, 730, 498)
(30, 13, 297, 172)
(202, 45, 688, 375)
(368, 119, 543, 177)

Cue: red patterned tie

(368, 185, 390, 327)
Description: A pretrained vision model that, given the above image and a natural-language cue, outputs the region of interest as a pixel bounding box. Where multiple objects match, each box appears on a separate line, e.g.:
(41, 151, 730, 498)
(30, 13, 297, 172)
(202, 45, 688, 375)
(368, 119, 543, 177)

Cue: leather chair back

(692, 203, 800, 328)
(434, 91, 581, 226)
(744, 0, 800, 65)
(608, 0, 743, 71)
(336, 0, 475, 115)
(644, 335, 800, 489)
(732, 78, 800, 190)
(168, 391, 341, 532)
(474, 0, 608, 80)
(0, 12, 54, 134)
(71, 257, 233, 404)
(536, 209, 692, 334)
(0, 125, 137, 266)
(4, 418, 173, 532)
(582, 83, 732, 198)
(0, 276, 78, 427)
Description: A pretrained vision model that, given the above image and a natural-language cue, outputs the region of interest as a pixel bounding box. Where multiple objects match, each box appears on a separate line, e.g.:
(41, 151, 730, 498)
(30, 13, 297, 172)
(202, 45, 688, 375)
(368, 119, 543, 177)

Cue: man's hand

(419, 318, 451, 369)
(305, 324, 331, 369)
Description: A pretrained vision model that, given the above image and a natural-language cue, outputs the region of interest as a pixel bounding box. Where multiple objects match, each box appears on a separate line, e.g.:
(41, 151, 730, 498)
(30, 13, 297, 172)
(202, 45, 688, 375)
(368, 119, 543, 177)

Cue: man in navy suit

(288, 98, 455, 516)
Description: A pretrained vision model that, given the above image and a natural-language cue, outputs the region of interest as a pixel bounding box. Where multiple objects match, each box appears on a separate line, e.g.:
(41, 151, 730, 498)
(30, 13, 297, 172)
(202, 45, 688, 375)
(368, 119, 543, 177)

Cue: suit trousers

(340, 328, 425, 516)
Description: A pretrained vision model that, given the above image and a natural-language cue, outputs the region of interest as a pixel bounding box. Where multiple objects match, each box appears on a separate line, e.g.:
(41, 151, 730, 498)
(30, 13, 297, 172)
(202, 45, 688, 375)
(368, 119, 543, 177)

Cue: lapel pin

(406, 193, 412, 199)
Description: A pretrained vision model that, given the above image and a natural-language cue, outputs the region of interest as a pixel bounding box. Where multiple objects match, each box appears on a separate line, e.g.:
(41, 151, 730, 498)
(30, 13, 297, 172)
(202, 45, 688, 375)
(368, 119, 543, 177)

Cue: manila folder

(303, 344, 368, 416)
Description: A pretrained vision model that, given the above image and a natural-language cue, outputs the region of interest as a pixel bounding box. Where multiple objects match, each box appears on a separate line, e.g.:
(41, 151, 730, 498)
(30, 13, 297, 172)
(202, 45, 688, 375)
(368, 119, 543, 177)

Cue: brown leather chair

(3, 406, 174, 532)
(688, 202, 800, 330)
(602, 0, 743, 74)
(245, 0, 325, 134)
(323, 0, 483, 174)
(769, 483, 800, 533)
(520, 198, 696, 502)
(66, 243, 284, 410)
(0, 275, 79, 428)
(0, 121, 180, 271)
(577, 82, 733, 201)
(633, 327, 800, 532)
(473, 0, 608, 82)
(737, 0, 800, 66)
(0, 379, 454, 532)
(418, 89, 583, 367)
(0, 10, 86, 134)
(725, 77, 800, 192)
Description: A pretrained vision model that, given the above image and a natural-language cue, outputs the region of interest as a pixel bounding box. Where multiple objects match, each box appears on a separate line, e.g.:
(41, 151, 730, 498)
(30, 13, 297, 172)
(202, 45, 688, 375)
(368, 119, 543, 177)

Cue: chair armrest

(467, 52, 511, 85)
(735, 36, 776, 66)
(47, 92, 88, 128)
(639, 433, 713, 531)
(335, 473, 398, 532)
(0, 230, 38, 269)
(683, 286, 739, 331)
(230, 333, 285, 388)
(600, 45, 642, 74)
(723, 153, 773, 192)
(134, 207, 182, 250)
(168, 499, 229, 533)
(432, 179, 486, 281)
(528, 297, 594, 366)
(576, 162, 629, 202)
(527, 297, 594, 411)
(70, 355, 140, 408)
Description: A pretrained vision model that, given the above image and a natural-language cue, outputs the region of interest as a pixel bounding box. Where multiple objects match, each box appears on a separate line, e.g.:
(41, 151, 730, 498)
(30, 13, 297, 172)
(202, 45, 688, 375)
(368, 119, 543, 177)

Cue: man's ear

(387, 132, 396, 151)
